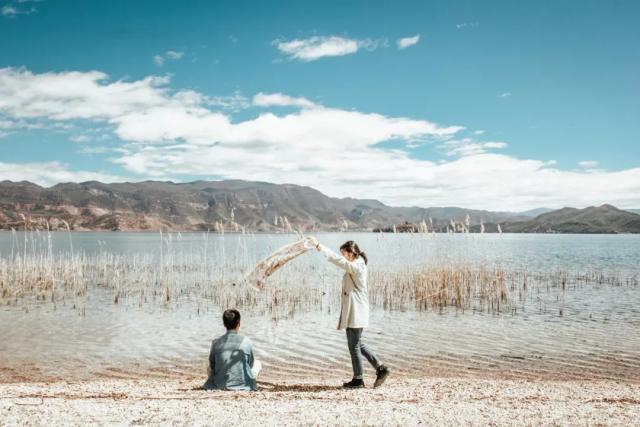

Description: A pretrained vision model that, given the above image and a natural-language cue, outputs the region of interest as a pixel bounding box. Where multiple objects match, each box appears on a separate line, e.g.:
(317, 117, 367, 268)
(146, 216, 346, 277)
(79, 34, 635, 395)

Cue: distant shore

(1, 374, 638, 426)
(2, 180, 639, 234)
(1, 229, 639, 234)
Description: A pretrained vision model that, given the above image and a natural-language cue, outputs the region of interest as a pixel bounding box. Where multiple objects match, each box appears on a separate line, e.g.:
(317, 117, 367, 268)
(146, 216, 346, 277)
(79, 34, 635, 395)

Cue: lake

(1, 232, 639, 383)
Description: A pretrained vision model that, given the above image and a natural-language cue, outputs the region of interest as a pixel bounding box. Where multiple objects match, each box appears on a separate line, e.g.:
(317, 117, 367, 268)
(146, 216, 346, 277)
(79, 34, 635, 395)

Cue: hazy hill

(500, 204, 640, 234)
(0, 180, 522, 231)
(517, 207, 554, 217)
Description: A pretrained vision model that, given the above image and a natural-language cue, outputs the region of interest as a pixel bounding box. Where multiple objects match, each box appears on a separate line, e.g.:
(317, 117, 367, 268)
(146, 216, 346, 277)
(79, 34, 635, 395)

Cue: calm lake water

(1, 232, 639, 382)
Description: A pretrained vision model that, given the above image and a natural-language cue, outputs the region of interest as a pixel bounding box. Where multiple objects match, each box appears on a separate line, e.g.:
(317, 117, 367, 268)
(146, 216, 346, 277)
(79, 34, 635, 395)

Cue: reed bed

(0, 231, 636, 319)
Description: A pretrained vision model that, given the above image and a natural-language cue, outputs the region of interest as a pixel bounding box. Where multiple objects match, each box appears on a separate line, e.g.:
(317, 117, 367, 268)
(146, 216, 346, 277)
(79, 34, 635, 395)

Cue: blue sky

(0, 0, 639, 210)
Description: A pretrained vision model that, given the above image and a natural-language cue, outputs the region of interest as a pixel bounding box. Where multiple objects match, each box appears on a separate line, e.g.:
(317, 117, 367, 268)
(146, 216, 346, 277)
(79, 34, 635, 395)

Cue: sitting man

(203, 308, 262, 391)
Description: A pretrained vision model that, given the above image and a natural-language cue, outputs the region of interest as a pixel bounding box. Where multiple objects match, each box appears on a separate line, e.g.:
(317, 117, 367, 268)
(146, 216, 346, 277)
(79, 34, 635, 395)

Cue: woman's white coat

(317, 244, 369, 330)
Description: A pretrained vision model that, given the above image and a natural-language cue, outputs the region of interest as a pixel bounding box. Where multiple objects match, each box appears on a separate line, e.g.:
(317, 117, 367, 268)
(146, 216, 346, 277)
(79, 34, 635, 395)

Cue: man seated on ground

(203, 308, 262, 391)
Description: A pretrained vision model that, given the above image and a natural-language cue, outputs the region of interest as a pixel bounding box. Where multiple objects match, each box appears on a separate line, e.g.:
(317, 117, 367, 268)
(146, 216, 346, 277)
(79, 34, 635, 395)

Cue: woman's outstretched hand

(305, 236, 320, 250)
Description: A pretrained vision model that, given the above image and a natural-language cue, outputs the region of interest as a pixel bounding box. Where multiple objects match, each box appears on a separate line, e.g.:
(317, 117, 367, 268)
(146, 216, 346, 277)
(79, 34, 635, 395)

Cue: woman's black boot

(374, 365, 390, 388)
(342, 378, 365, 388)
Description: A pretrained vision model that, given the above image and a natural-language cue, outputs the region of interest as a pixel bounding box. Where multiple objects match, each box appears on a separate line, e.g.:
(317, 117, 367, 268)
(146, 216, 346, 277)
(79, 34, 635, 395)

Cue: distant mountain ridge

(0, 180, 525, 232)
(499, 204, 640, 234)
(0, 180, 638, 233)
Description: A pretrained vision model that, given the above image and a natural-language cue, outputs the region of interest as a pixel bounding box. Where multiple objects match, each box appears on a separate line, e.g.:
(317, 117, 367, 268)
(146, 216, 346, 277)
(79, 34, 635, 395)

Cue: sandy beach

(1, 371, 639, 426)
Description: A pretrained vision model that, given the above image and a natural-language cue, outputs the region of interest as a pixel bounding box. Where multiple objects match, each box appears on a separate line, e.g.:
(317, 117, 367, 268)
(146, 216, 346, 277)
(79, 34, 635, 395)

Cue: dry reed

(0, 230, 636, 319)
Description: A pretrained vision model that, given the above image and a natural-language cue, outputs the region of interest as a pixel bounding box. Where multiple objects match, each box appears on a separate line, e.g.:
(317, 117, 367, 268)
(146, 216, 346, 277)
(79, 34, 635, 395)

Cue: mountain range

(0, 180, 638, 233)
(499, 204, 640, 234)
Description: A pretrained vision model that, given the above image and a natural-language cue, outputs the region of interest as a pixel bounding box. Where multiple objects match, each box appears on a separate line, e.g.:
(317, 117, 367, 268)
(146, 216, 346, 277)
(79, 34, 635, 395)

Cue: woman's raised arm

(306, 237, 363, 275)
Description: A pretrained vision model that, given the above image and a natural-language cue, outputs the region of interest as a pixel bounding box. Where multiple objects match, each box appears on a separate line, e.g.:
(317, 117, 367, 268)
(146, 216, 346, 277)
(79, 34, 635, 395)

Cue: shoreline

(1, 230, 639, 235)
(1, 374, 638, 426)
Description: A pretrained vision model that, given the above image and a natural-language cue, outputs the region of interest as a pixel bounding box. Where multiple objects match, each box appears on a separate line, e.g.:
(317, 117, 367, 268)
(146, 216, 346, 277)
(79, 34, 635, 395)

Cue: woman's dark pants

(346, 327, 381, 379)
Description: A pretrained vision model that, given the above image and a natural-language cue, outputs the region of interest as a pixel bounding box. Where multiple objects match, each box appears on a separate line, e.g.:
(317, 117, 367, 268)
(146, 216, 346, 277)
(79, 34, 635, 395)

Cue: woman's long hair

(339, 240, 368, 265)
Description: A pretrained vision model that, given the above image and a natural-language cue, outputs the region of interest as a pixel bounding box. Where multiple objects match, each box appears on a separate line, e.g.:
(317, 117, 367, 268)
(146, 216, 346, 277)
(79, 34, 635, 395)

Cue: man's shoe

(373, 365, 390, 388)
(342, 378, 365, 389)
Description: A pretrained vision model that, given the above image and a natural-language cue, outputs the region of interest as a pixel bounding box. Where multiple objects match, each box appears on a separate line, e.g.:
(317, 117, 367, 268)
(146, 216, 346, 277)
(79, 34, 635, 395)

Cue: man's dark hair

(222, 309, 241, 330)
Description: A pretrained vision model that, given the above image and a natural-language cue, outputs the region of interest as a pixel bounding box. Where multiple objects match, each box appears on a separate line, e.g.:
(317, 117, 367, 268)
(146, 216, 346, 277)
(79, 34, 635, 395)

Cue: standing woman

(306, 237, 390, 389)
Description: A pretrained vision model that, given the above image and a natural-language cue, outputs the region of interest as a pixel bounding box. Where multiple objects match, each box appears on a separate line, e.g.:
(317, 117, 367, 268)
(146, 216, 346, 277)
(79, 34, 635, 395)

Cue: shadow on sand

(257, 381, 342, 393)
(180, 382, 342, 393)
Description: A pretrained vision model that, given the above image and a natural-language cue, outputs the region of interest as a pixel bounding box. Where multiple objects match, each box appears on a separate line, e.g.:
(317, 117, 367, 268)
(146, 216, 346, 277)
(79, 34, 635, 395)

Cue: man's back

(203, 330, 257, 391)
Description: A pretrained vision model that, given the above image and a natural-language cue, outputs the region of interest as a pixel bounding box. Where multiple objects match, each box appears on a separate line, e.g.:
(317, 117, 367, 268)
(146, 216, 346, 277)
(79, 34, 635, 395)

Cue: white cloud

(0, 67, 639, 210)
(79, 146, 111, 155)
(153, 55, 165, 67)
(165, 50, 183, 60)
(153, 50, 185, 67)
(579, 160, 599, 168)
(498, 92, 512, 98)
(456, 22, 479, 29)
(473, 130, 485, 135)
(273, 36, 384, 61)
(70, 135, 90, 143)
(112, 104, 458, 150)
(0, 119, 23, 130)
(483, 141, 508, 149)
(0, 67, 172, 120)
(1, 5, 36, 17)
(252, 92, 316, 109)
(440, 139, 509, 157)
(0, 161, 125, 186)
(397, 34, 420, 49)
(205, 92, 250, 111)
(1, 6, 18, 16)
(0, 117, 47, 136)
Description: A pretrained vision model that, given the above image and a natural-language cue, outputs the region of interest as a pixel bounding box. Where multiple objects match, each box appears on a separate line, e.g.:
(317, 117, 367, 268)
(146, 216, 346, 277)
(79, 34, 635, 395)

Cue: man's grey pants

(346, 327, 381, 379)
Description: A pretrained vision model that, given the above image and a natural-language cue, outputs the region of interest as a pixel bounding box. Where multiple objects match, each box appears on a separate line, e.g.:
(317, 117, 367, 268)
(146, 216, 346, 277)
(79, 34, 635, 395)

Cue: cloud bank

(0, 67, 639, 211)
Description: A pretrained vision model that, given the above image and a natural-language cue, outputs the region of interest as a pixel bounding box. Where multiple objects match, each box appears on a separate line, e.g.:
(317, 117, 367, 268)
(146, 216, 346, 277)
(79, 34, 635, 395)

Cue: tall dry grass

(0, 230, 636, 319)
